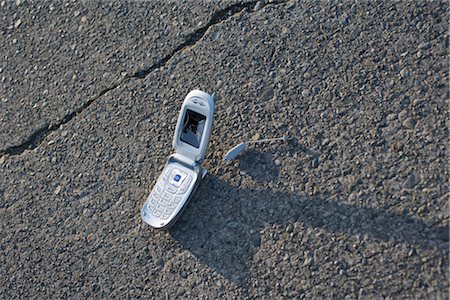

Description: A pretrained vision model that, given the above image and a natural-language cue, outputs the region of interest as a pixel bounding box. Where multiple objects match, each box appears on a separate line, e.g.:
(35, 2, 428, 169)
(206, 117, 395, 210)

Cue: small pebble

(402, 117, 416, 129)
(301, 89, 311, 97)
(400, 68, 409, 78)
(387, 113, 397, 121)
(253, 1, 264, 11)
(310, 158, 319, 169)
(252, 133, 261, 141)
(402, 173, 417, 189)
(304, 251, 314, 266)
(87, 233, 96, 243)
(397, 110, 408, 123)
(54, 186, 61, 195)
(418, 42, 430, 49)
(260, 88, 274, 101)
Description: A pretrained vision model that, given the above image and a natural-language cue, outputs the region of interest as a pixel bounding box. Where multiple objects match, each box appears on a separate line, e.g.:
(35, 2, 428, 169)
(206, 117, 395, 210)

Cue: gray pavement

(1, 1, 448, 299)
(0, 0, 249, 150)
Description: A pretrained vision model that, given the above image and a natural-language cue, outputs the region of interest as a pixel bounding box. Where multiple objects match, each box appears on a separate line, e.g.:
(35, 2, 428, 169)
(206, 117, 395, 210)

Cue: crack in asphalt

(0, 0, 286, 157)
(0, 77, 129, 157)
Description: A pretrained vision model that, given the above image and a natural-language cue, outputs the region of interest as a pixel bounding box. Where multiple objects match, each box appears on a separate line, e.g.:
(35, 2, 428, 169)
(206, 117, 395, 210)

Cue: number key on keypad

(155, 184, 163, 194)
(161, 191, 172, 201)
(161, 209, 172, 220)
(172, 196, 182, 205)
(150, 196, 157, 206)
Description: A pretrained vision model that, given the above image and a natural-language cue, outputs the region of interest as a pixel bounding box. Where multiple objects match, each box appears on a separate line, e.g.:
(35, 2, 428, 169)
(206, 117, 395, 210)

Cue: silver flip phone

(141, 90, 214, 229)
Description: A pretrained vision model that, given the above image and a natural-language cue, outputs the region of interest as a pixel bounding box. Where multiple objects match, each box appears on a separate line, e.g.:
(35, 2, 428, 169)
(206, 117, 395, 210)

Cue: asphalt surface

(0, 0, 249, 150)
(1, 1, 448, 299)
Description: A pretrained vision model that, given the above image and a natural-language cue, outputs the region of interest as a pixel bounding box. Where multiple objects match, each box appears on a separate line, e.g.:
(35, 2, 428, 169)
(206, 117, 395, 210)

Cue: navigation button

(169, 169, 187, 187)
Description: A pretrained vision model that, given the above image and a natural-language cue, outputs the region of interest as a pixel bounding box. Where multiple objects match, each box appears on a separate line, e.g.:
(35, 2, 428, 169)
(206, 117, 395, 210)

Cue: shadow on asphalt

(237, 149, 279, 182)
(170, 174, 447, 287)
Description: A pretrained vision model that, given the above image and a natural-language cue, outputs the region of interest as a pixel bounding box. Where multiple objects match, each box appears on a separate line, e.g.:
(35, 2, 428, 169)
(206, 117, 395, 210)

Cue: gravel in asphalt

(0, 0, 250, 150)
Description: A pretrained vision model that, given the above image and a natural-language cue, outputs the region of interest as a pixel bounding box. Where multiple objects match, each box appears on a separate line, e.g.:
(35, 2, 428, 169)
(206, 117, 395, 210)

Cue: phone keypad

(146, 167, 193, 220)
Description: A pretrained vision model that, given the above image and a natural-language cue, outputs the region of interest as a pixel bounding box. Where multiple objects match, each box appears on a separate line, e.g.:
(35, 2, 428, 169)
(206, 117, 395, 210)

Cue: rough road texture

(1, 1, 448, 299)
(0, 0, 250, 150)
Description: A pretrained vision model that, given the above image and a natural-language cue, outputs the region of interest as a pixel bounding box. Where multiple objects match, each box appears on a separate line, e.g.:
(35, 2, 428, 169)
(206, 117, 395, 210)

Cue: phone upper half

(172, 90, 214, 164)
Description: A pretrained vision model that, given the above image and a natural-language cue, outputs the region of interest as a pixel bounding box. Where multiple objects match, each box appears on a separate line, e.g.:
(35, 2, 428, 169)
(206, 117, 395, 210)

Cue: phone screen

(180, 109, 206, 148)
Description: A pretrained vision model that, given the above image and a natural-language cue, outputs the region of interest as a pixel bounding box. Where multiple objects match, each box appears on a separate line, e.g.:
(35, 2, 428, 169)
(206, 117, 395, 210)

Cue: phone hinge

(171, 153, 197, 168)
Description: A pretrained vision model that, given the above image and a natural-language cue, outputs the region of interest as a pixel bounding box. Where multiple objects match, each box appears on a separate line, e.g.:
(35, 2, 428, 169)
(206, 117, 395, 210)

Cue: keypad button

(151, 191, 160, 201)
(155, 204, 165, 212)
(172, 196, 182, 205)
(167, 200, 177, 208)
(161, 191, 172, 201)
(160, 197, 170, 205)
(152, 189, 161, 198)
(151, 188, 162, 206)
(165, 185, 178, 194)
(152, 209, 161, 217)
(179, 176, 192, 194)
(155, 184, 163, 194)
(162, 167, 173, 181)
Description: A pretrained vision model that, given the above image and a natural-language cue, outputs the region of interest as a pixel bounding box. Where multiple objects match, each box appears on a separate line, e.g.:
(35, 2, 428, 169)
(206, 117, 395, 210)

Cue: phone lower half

(141, 159, 206, 229)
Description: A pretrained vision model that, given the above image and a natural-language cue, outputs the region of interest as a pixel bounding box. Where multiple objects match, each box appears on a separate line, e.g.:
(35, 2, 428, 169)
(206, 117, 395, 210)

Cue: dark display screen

(180, 109, 206, 148)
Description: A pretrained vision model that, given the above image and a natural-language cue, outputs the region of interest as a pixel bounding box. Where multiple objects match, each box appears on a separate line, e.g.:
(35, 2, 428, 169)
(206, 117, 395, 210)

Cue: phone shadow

(237, 149, 279, 182)
(170, 175, 448, 286)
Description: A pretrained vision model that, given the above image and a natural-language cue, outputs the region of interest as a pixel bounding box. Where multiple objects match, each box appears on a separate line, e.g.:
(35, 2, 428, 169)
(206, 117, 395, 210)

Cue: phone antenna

(223, 135, 288, 162)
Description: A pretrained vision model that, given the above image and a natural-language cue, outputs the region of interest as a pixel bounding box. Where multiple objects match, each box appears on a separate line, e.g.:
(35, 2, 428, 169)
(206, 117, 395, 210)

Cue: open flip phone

(141, 90, 214, 229)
